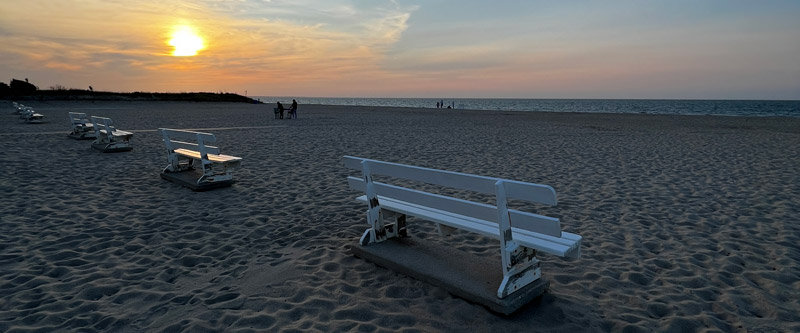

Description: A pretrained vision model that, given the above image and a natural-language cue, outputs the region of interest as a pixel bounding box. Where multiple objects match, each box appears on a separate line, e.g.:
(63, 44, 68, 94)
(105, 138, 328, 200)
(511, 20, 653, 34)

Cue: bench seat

(97, 129, 133, 137)
(355, 195, 581, 258)
(174, 148, 242, 163)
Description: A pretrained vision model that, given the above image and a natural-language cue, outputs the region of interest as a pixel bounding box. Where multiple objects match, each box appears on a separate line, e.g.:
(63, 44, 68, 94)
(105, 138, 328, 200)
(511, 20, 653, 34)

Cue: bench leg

(396, 214, 407, 237)
(497, 246, 541, 298)
(360, 212, 407, 246)
(384, 212, 408, 238)
(495, 180, 543, 298)
(360, 204, 385, 246)
(197, 162, 234, 185)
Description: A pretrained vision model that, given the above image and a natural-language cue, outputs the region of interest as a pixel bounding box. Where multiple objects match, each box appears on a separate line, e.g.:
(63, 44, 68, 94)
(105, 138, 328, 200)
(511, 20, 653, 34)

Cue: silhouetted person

(436, 101, 440, 108)
(289, 99, 298, 119)
(277, 102, 285, 119)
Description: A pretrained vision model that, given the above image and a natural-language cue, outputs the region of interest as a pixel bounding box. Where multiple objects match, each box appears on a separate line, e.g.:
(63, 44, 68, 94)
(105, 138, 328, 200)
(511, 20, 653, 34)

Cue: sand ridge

(1, 101, 799, 332)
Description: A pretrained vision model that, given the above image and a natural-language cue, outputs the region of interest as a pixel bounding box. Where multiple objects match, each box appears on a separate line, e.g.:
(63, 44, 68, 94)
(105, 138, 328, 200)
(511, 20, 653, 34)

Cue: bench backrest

(91, 116, 117, 135)
(69, 112, 90, 126)
(159, 128, 220, 156)
(343, 156, 562, 238)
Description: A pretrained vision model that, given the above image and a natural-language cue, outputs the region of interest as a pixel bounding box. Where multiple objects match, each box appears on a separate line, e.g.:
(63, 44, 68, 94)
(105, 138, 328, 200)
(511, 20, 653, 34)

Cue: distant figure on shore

(440, 100, 443, 108)
(289, 99, 298, 119)
(277, 102, 285, 119)
(436, 101, 440, 108)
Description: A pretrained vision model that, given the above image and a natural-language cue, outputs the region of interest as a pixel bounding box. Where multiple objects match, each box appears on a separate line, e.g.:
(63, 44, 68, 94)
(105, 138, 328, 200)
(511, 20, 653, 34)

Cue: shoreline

(257, 97, 800, 118)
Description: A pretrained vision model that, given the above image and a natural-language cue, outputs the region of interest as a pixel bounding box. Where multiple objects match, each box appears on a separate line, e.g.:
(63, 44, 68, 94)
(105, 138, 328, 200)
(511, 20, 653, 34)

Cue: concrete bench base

(161, 169, 234, 191)
(69, 132, 96, 140)
(350, 236, 549, 315)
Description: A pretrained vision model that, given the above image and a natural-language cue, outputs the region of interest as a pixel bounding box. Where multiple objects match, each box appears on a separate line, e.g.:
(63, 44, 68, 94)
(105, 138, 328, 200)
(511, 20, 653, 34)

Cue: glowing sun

(169, 26, 205, 56)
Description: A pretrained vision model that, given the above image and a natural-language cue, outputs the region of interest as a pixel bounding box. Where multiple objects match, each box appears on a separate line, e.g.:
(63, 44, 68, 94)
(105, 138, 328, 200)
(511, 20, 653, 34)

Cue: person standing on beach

(277, 102, 285, 119)
(290, 99, 298, 119)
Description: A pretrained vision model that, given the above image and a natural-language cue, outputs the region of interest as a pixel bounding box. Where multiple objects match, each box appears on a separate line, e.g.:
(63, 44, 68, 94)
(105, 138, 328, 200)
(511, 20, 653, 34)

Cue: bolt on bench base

(161, 169, 234, 191)
(350, 236, 549, 315)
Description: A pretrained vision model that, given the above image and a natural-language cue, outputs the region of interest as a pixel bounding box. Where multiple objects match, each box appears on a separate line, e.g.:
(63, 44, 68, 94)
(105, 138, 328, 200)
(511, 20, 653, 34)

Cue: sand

(1, 100, 798, 332)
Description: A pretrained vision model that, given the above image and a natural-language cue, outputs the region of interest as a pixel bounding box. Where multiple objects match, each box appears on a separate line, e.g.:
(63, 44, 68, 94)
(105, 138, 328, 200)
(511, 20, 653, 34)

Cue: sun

(169, 26, 205, 56)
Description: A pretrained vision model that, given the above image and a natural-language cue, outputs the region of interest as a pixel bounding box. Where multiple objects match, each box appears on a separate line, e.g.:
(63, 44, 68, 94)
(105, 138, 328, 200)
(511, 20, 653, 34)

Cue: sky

(1, 0, 798, 99)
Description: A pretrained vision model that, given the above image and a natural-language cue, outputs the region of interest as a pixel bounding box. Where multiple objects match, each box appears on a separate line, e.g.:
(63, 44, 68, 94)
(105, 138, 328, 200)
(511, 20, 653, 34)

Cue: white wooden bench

(159, 128, 243, 190)
(12, 102, 23, 114)
(68, 112, 96, 140)
(91, 116, 133, 152)
(12, 102, 29, 115)
(20, 107, 44, 123)
(343, 156, 581, 299)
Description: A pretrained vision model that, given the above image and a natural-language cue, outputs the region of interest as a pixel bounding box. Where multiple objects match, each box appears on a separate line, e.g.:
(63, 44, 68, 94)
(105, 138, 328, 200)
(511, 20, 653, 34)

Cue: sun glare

(169, 26, 205, 56)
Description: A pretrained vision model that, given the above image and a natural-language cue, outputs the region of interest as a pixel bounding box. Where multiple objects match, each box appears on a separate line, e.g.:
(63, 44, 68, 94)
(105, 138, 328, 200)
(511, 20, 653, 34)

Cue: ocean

(256, 97, 800, 118)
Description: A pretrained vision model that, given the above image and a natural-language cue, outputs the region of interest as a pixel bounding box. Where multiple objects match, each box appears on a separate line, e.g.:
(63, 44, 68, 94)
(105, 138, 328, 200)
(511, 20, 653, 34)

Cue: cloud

(0, 0, 416, 93)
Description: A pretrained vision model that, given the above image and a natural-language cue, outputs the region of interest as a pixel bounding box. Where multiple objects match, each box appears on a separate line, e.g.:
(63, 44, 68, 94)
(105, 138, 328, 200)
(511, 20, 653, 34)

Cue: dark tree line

(0, 78, 38, 97)
(1, 78, 260, 103)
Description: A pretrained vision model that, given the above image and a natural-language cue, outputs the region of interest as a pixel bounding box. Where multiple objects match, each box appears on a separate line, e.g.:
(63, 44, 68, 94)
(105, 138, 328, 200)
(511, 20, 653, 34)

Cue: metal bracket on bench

(495, 180, 543, 298)
(360, 161, 409, 246)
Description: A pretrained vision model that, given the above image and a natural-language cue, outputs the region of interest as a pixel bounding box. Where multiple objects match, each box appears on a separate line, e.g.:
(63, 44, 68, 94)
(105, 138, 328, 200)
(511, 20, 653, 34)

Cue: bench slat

(348, 176, 562, 237)
(170, 141, 221, 155)
(343, 156, 556, 205)
(97, 129, 133, 137)
(69, 112, 90, 125)
(174, 148, 241, 163)
(160, 128, 216, 143)
(355, 195, 580, 258)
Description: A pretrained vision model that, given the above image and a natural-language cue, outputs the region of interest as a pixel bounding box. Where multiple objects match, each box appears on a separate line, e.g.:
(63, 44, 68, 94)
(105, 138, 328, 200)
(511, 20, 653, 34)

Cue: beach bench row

(67, 112, 243, 191)
(12, 102, 45, 123)
(32, 104, 580, 314)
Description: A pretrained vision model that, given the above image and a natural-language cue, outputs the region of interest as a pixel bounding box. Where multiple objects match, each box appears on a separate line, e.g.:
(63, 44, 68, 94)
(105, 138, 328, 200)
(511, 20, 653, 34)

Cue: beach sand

(1, 101, 799, 332)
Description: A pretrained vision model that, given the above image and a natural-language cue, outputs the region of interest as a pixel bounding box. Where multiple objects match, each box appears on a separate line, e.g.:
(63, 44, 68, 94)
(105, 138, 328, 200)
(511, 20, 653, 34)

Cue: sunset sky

(1, 0, 798, 99)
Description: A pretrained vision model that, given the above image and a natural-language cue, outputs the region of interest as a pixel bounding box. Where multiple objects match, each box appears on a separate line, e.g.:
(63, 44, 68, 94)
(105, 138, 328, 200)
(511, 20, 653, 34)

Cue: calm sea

(256, 97, 800, 118)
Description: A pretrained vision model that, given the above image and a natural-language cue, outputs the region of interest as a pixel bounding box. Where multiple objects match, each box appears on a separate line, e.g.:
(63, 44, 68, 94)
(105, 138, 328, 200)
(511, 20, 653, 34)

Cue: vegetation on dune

(0, 78, 261, 103)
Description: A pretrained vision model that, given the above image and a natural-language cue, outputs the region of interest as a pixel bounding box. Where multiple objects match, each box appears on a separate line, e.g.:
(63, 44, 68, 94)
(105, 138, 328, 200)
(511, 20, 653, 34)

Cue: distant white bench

(344, 156, 581, 299)
(19, 107, 44, 124)
(159, 128, 243, 190)
(68, 112, 96, 140)
(12, 102, 28, 115)
(91, 116, 133, 152)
